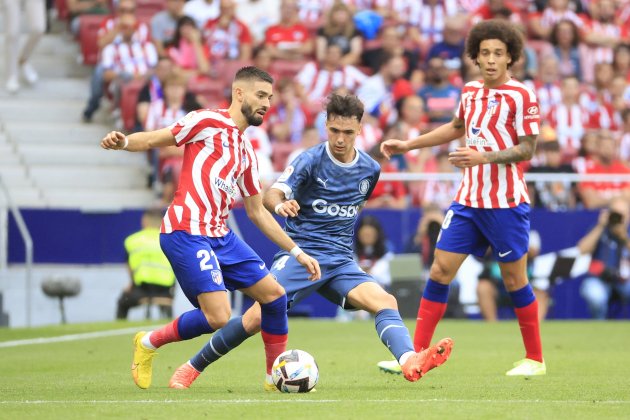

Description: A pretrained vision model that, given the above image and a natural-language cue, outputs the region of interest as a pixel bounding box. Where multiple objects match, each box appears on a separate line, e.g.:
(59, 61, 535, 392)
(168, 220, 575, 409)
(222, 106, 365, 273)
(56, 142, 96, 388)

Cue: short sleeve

(271, 152, 313, 199)
(516, 87, 540, 137)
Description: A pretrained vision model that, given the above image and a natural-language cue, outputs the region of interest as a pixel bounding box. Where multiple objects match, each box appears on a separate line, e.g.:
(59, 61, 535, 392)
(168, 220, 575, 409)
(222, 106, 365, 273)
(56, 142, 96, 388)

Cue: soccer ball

(271, 349, 319, 393)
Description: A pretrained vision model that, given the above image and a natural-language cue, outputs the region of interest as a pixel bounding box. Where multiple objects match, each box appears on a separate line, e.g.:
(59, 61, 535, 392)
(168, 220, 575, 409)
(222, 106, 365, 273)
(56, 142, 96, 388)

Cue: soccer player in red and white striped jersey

(101, 66, 320, 390)
(380, 20, 546, 377)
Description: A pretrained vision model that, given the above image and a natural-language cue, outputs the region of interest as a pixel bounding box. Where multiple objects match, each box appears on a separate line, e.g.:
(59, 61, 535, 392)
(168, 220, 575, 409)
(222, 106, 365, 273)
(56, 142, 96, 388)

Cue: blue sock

(176, 308, 215, 340)
(190, 317, 251, 372)
(375, 308, 414, 362)
(260, 295, 288, 335)
(423, 279, 450, 303)
(509, 284, 536, 308)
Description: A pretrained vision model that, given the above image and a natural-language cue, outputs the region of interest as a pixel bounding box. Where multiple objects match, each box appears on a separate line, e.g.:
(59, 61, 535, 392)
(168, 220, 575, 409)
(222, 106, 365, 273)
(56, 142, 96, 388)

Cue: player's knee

(380, 292, 398, 310)
(204, 309, 231, 330)
(265, 283, 286, 303)
(502, 274, 527, 291)
(429, 261, 455, 283)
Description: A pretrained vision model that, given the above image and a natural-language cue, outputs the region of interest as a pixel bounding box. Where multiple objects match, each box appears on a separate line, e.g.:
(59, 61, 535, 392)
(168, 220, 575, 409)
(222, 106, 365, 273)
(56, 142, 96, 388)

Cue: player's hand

(380, 139, 408, 159)
(296, 252, 321, 281)
(276, 200, 300, 217)
(101, 131, 127, 150)
(448, 147, 486, 168)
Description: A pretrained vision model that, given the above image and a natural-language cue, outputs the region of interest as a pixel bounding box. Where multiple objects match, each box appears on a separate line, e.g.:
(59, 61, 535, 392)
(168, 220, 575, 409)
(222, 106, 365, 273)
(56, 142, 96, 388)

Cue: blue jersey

(272, 143, 380, 256)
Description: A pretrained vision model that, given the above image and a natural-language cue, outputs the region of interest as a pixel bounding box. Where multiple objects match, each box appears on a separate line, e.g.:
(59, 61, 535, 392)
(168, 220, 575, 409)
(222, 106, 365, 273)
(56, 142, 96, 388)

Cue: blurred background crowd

(36, 0, 630, 208)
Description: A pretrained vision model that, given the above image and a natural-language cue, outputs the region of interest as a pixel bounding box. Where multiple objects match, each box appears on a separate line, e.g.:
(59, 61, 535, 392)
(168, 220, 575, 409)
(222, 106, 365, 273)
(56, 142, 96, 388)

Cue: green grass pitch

(1, 320, 629, 419)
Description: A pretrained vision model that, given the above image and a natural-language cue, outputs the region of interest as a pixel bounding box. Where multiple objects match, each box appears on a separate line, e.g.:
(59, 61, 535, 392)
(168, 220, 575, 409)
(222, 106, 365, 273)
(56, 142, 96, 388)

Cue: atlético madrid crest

(211, 270, 223, 285)
(359, 179, 370, 195)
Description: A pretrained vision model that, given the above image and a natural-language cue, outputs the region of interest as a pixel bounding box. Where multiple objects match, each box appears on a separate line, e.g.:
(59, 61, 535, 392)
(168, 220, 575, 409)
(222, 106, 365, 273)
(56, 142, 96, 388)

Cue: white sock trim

(141, 332, 156, 350)
(399, 351, 415, 366)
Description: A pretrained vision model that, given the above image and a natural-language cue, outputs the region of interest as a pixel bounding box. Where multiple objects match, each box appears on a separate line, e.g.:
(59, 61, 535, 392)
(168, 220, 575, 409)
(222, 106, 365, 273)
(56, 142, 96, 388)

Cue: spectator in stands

(573, 129, 599, 174)
(251, 44, 274, 77)
(426, 15, 467, 76)
(579, 130, 630, 209)
(101, 14, 158, 111)
(583, 0, 628, 75)
(528, 0, 585, 41)
(414, 149, 460, 209)
(365, 145, 407, 209)
(407, 0, 461, 56)
(295, 43, 367, 112)
(583, 62, 619, 131)
(578, 196, 630, 319)
(404, 202, 443, 258)
(612, 44, 630, 82)
(417, 57, 461, 126)
(202, 0, 253, 61)
(316, 1, 363, 66)
(476, 231, 542, 321)
(97, 0, 150, 51)
(285, 125, 321, 164)
(527, 55, 562, 117)
(183, 0, 219, 29)
(374, 0, 417, 29)
(361, 25, 419, 81)
(470, 0, 524, 26)
(264, 0, 313, 62)
(67, 0, 110, 36)
(151, 0, 186, 57)
(527, 140, 578, 210)
(266, 77, 310, 144)
(549, 19, 584, 81)
(357, 52, 410, 127)
(354, 215, 394, 290)
(236, 0, 280, 45)
(546, 76, 588, 160)
(2, 0, 46, 93)
(165, 16, 211, 80)
(620, 109, 630, 163)
(296, 0, 334, 25)
(117, 208, 176, 320)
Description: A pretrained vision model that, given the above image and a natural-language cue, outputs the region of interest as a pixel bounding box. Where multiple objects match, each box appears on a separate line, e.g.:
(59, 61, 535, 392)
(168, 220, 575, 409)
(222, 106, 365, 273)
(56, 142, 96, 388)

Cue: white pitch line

(0, 399, 629, 405)
(0, 326, 159, 348)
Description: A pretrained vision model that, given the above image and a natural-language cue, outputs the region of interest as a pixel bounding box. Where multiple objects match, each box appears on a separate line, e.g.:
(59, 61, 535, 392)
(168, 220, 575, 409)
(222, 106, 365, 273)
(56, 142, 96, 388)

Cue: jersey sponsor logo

(359, 178, 370, 195)
(312, 199, 360, 218)
(278, 165, 294, 182)
(466, 136, 490, 147)
(471, 126, 481, 136)
(214, 177, 237, 198)
(527, 106, 539, 115)
(211, 269, 223, 285)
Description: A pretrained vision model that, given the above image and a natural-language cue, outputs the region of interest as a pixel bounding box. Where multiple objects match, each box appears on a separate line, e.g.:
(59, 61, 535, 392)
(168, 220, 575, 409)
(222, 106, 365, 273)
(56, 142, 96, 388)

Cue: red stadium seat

(269, 59, 308, 80)
(188, 78, 226, 108)
(78, 14, 106, 66)
(136, 0, 166, 21)
(120, 79, 146, 132)
(214, 59, 253, 87)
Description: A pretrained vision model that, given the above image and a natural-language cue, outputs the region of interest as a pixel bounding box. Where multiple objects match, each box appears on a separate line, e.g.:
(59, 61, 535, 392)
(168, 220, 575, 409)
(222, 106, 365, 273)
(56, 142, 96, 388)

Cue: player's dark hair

(466, 19, 523, 69)
(234, 66, 274, 84)
(325, 93, 364, 121)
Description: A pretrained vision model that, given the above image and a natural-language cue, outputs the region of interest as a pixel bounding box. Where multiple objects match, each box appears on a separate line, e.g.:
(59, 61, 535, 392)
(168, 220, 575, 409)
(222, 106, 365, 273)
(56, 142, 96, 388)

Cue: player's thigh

(430, 249, 469, 283)
(197, 290, 232, 328)
(476, 203, 530, 263)
(241, 301, 262, 334)
(159, 231, 226, 307)
(241, 273, 286, 304)
(317, 259, 375, 310)
(498, 254, 529, 291)
(436, 202, 488, 259)
(270, 252, 328, 308)
(345, 281, 397, 314)
(212, 231, 271, 291)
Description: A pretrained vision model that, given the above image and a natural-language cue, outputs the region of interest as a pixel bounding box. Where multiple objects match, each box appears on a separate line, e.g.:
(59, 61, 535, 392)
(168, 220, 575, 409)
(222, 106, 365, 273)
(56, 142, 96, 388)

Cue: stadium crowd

(55, 0, 630, 208)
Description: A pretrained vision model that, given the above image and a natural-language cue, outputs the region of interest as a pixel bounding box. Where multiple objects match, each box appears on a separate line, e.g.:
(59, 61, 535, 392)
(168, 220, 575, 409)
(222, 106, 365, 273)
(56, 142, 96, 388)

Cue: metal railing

(0, 174, 33, 327)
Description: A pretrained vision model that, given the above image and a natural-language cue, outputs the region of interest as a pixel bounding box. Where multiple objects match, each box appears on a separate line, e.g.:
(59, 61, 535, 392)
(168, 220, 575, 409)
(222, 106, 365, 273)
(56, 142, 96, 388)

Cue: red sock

(413, 298, 447, 352)
(514, 300, 543, 362)
(149, 318, 181, 349)
(261, 331, 287, 374)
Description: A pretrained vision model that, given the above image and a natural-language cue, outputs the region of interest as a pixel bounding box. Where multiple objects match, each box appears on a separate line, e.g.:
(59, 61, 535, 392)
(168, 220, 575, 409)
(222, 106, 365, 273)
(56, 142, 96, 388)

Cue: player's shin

(375, 308, 415, 365)
(260, 295, 289, 375)
(414, 279, 449, 352)
(145, 309, 215, 349)
(189, 317, 252, 372)
(510, 284, 543, 363)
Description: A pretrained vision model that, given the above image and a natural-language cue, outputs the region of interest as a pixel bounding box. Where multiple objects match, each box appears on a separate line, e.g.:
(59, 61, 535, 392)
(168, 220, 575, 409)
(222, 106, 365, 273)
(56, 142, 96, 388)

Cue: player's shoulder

(463, 79, 485, 92)
(357, 148, 381, 173)
(183, 108, 235, 128)
(504, 78, 537, 98)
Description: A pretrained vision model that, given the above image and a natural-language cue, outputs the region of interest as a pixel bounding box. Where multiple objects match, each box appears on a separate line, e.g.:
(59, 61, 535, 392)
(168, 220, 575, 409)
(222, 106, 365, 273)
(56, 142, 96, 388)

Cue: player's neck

(483, 74, 511, 89)
(228, 106, 248, 132)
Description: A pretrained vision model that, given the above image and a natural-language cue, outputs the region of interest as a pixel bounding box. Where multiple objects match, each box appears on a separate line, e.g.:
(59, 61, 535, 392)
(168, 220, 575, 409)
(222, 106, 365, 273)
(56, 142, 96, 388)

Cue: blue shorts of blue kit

(160, 230, 270, 306)
(436, 202, 530, 263)
(270, 250, 374, 310)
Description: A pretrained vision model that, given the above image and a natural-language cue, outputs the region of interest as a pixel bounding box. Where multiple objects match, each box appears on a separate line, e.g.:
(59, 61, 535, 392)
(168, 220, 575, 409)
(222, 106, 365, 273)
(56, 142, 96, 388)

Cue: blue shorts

(270, 250, 374, 310)
(160, 230, 269, 307)
(437, 202, 530, 262)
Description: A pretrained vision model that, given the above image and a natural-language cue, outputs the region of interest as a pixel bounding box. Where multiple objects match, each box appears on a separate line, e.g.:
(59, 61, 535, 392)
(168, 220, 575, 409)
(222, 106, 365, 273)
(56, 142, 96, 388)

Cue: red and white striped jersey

(525, 80, 562, 118)
(161, 109, 262, 237)
(295, 62, 367, 103)
(100, 41, 158, 76)
(546, 103, 588, 153)
(144, 100, 186, 131)
(454, 79, 540, 208)
(529, 8, 585, 31)
(297, 0, 334, 23)
(408, 0, 461, 45)
(585, 20, 629, 64)
(97, 17, 151, 44)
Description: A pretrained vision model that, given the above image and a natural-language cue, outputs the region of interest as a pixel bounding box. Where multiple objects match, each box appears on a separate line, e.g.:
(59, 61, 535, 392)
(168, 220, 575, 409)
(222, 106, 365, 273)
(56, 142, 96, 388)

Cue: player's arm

(100, 128, 176, 151)
(263, 187, 300, 218)
(243, 193, 321, 280)
(380, 117, 465, 159)
(448, 134, 537, 168)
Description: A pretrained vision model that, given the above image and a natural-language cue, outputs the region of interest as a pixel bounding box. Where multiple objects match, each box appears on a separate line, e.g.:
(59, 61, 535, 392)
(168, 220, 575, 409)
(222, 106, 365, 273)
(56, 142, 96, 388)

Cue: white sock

(398, 351, 415, 366)
(141, 332, 156, 350)
(265, 373, 273, 384)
